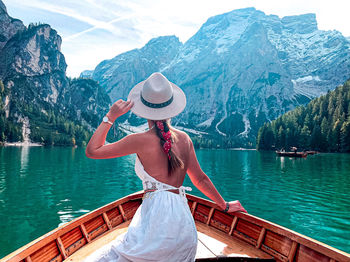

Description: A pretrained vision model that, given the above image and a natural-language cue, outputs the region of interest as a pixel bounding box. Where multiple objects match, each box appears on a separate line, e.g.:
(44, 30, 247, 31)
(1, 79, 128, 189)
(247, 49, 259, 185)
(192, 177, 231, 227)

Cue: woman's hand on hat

(228, 200, 247, 213)
(107, 99, 134, 122)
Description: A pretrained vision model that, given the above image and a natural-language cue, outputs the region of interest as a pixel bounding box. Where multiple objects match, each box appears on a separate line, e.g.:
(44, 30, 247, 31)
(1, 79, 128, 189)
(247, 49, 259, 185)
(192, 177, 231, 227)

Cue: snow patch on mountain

(292, 76, 324, 99)
(238, 114, 251, 138)
(197, 116, 215, 127)
(174, 126, 208, 135)
(215, 116, 227, 136)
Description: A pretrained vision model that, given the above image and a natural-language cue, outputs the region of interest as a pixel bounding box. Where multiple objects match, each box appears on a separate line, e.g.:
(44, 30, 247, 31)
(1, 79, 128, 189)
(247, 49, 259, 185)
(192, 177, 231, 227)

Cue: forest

(257, 80, 350, 152)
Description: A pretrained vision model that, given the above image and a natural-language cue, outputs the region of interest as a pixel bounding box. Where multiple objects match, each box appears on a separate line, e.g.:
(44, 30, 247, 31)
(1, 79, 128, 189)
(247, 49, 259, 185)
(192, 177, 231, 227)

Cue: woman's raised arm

(85, 100, 140, 159)
(186, 139, 247, 213)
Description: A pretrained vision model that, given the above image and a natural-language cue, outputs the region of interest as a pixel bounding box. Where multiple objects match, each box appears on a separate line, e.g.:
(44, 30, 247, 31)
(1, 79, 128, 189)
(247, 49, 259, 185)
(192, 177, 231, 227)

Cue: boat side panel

(83, 215, 108, 241)
(60, 227, 84, 251)
(235, 218, 262, 242)
(106, 206, 121, 220)
(194, 204, 211, 224)
(209, 210, 233, 234)
(60, 227, 87, 257)
(295, 244, 334, 262)
(121, 200, 142, 220)
(263, 230, 293, 257)
(30, 241, 61, 262)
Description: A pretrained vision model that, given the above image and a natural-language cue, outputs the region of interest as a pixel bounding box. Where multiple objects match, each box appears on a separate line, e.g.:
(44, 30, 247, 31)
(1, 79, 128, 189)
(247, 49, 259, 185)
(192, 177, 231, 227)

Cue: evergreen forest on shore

(257, 80, 350, 152)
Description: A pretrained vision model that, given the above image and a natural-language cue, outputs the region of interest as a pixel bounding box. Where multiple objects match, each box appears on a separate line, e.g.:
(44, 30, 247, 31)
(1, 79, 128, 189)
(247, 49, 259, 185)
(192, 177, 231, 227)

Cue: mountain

(0, 0, 111, 146)
(92, 35, 182, 101)
(88, 8, 350, 147)
(257, 79, 350, 152)
(80, 70, 93, 78)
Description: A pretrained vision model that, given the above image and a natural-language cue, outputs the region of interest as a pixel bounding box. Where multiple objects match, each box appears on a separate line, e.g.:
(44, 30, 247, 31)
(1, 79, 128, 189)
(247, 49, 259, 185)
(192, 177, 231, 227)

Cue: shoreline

(2, 141, 43, 147)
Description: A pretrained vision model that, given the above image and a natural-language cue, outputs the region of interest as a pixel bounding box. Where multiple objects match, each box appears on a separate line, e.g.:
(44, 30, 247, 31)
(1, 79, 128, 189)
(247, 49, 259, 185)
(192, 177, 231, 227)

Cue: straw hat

(127, 72, 186, 120)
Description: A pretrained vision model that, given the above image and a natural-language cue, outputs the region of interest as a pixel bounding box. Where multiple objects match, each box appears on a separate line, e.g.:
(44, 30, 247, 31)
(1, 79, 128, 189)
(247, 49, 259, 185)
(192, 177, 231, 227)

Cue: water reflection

(20, 146, 29, 175)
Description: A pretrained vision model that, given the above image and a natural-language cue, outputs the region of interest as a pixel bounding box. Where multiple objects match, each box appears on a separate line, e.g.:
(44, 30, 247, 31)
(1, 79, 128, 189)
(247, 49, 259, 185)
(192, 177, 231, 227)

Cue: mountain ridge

(87, 7, 350, 147)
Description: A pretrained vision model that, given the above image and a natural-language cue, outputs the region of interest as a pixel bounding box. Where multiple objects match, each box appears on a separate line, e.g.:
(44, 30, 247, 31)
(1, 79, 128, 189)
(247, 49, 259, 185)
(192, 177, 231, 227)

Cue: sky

(3, 0, 350, 77)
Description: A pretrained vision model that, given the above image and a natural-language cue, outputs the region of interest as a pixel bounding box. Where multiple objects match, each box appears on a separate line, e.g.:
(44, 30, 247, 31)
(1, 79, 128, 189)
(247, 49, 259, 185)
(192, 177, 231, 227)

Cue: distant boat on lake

(305, 151, 319, 155)
(276, 151, 308, 158)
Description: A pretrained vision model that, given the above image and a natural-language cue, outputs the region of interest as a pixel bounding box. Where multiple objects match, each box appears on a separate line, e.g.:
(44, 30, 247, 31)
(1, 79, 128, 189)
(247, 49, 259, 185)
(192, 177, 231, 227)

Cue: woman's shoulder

(171, 127, 193, 145)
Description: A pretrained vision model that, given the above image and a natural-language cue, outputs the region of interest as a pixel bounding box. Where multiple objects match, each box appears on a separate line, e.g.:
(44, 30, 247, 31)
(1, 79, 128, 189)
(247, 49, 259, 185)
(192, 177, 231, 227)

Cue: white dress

(84, 156, 198, 262)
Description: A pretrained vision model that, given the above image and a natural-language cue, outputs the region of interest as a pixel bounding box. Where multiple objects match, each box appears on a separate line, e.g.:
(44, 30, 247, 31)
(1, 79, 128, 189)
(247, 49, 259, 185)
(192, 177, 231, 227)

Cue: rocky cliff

(0, 0, 111, 145)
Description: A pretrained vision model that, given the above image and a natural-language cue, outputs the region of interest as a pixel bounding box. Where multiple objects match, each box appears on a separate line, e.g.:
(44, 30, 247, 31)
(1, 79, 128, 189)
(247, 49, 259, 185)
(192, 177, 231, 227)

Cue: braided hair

(154, 119, 184, 175)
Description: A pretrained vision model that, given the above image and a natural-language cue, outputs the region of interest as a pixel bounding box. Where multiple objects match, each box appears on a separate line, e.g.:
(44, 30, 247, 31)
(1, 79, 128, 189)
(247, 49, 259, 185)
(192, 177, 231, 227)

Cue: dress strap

(143, 185, 192, 203)
(178, 186, 192, 203)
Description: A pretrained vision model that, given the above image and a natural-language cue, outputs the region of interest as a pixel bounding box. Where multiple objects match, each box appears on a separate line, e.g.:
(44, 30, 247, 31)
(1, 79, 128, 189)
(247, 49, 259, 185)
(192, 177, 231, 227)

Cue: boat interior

(65, 220, 275, 261)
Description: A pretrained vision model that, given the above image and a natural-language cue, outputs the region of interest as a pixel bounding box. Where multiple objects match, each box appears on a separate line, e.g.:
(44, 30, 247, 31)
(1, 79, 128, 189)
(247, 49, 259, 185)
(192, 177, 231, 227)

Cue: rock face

(89, 8, 350, 147)
(0, 0, 111, 144)
(60, 78, 111, 129)
(0, 23, 69, 106)
(0, 0, 25, 51)
(92, 35, 182, 100)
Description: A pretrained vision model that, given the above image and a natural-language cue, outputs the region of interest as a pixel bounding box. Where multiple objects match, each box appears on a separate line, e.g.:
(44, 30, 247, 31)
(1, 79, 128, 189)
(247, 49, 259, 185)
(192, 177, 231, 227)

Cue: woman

(84, 72, 247, 262)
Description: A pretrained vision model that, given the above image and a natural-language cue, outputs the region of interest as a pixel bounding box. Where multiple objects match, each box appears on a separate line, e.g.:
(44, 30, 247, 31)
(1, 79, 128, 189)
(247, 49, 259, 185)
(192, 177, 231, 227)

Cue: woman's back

(136, 127, 191, 188)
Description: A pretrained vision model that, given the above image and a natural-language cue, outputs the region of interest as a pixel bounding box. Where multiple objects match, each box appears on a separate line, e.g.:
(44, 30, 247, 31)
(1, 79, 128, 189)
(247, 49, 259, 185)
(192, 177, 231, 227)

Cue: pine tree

(300, 125, 311, 149)
(340, 121, 350, 152)
(0, 80, 4, 94)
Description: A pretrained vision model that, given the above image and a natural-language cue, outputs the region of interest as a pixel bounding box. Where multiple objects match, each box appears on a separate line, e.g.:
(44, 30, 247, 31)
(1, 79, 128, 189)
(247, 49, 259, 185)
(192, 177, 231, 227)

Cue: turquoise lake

(0, 147, 349, 257)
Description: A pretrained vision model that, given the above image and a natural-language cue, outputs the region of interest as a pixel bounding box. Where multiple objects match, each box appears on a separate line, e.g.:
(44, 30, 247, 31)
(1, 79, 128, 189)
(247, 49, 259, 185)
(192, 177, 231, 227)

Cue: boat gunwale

(1, 191, 350, 262)
(187, 194, 350, 261)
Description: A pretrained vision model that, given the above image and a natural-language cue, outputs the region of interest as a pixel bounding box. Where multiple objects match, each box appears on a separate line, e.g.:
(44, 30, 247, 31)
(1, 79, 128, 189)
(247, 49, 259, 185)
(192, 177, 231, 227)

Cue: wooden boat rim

(1, 191, 349, 262)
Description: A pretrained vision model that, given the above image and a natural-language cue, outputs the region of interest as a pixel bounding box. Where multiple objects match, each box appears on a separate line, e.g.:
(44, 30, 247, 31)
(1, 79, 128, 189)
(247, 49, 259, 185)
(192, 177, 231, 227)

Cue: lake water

(0, 147, 349, 257)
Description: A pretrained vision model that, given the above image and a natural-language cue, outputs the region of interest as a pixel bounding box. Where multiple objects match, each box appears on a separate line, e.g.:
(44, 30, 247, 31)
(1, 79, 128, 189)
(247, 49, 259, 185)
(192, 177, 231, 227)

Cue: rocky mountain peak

(92, 35, 182, 100)
(281, 13, 318, 34)
(0, 0, 7, 13)
(0, 23, 66, 79)
(0, 0, 25, 51)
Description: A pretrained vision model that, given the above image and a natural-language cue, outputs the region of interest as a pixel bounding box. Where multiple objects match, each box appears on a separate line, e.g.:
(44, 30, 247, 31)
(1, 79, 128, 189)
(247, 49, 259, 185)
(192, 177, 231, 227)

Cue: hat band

(140, 93, 173, 108)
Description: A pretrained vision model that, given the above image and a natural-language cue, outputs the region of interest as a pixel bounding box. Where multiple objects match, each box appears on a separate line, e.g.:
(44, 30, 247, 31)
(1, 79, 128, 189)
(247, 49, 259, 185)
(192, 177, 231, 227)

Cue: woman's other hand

(107, 100, 134, 122)
(228, 200, 247, 213)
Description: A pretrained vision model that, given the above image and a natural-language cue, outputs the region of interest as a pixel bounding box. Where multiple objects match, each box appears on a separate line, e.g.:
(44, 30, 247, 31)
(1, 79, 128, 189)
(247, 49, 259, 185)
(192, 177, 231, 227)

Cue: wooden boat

(276, 151, 308, 158)
(305, 151, 319, 155)
(1, 192, 349, 262)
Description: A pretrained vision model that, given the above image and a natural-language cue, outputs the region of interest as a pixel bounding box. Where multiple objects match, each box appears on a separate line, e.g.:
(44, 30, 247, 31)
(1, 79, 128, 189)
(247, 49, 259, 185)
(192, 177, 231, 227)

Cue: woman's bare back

(136, 128, 191, 188)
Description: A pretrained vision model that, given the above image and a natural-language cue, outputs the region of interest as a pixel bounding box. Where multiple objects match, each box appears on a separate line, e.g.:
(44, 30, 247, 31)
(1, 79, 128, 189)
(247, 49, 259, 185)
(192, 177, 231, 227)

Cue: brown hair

(154, 119, 184, 174)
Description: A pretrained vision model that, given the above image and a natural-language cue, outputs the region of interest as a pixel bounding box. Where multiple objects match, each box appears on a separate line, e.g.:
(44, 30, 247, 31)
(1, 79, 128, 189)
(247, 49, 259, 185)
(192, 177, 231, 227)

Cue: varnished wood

(102, 212, 112, 230)
(191, 202, 198, 216)
(196, 222, 272, 259)
(24, 256, 32, 262)
(56, 237, 67, 260)
(67, 221, 131, 262)
(256, 228, 266, 249)
(206, 208, 215, 225)
(118, 205, 127, 221)
(80, 224, 90, 243)
(229, 216, 238, 235)
(288, 241, 298, 262)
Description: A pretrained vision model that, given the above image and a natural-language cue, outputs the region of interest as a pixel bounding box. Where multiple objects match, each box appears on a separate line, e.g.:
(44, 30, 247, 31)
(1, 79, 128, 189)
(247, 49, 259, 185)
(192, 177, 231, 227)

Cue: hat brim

(127, 80, 186, 120)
